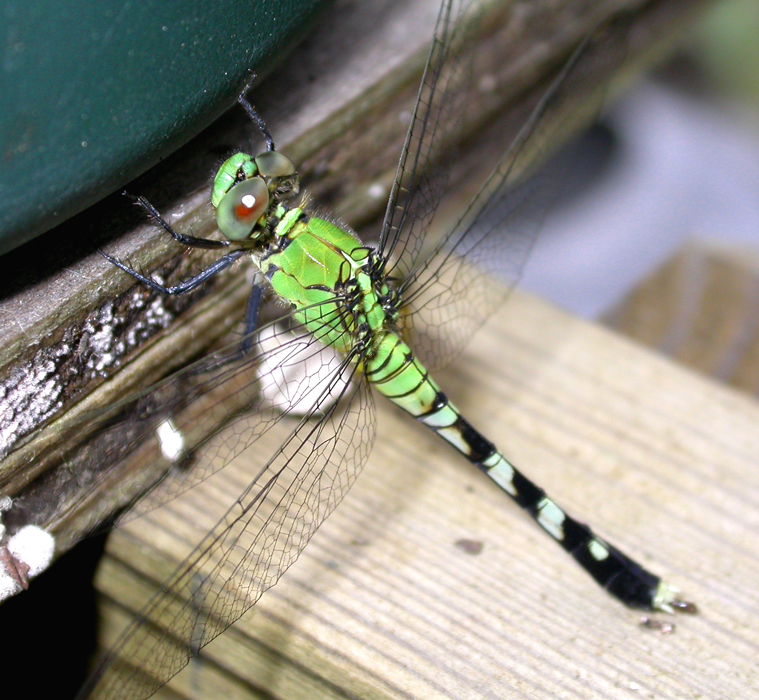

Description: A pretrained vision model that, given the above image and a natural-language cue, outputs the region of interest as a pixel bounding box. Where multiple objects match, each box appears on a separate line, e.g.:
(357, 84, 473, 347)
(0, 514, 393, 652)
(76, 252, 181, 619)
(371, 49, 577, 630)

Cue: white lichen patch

(0, 525, 56, 601)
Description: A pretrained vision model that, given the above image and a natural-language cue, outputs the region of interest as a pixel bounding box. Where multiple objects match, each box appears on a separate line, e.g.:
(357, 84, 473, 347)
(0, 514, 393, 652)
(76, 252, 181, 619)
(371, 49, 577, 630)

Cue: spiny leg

(240, 283, 264, 355)
(237, 90, 275, 152)
(110, 85, 274, 357)
(99, 249, 246, 296)
(189, 281, 266, 377)
(125, 193, 231, 249)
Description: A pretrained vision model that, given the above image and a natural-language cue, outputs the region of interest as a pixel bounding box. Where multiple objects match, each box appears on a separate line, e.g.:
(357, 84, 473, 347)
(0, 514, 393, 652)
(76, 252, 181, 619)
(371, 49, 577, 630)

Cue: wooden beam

(606, 240, 759, 394)
(1, 0, 711, 530)
(98, 289, 759, 698)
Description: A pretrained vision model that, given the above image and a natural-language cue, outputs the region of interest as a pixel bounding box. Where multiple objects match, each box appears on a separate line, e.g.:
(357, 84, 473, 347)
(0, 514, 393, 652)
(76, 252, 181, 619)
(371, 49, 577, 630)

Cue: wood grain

(1, 0, 735, 696)
(97, 290, 759, 699)
(606, 240, 759, 394)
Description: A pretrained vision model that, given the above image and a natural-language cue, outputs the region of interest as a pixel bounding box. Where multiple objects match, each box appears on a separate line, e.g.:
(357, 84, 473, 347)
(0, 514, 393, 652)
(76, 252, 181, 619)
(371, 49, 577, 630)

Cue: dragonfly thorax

(213, 150, 299, 242)
(259, 215, 398, 359)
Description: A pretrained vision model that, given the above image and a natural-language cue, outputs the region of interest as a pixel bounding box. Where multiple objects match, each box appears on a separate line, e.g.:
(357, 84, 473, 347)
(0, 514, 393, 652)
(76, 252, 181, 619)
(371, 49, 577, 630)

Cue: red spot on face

(234, 196, 258, 221)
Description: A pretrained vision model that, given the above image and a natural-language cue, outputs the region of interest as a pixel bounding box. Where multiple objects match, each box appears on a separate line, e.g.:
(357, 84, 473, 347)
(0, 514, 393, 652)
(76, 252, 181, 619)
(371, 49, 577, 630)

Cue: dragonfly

(4, 1, 697, 698)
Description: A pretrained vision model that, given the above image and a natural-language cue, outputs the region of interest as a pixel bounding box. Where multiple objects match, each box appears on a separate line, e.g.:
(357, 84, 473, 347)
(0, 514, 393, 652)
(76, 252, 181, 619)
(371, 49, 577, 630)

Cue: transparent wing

(10, 304, 359, 541)
(377, 0, 477, 280)
(78, 358, 375, 700)
(118, 313, 361, 524)
(398, 26, 623, 372)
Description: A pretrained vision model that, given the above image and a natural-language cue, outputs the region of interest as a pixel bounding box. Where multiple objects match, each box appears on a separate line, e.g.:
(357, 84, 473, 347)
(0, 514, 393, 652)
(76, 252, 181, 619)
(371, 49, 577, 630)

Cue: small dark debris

(640, 617, 675, 634)
(455, 538, 483, 555)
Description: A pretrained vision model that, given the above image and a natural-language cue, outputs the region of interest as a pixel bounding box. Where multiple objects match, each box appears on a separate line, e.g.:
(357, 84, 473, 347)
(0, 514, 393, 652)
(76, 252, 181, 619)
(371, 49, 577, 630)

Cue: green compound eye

(254, 151, 296, 178)
(216, 177, 270, 240)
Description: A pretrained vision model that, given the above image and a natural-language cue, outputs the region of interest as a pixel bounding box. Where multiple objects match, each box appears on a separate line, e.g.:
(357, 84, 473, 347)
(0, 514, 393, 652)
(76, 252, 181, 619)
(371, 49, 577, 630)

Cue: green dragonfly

(6, 1, 698, 698)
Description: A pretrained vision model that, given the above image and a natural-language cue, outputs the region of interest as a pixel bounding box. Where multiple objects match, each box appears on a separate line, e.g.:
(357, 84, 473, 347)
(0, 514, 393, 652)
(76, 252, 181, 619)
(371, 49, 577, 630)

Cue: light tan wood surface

(607, 240, 759, 395)
(0, 1, 743, 698)
(97, 290, 759, 699)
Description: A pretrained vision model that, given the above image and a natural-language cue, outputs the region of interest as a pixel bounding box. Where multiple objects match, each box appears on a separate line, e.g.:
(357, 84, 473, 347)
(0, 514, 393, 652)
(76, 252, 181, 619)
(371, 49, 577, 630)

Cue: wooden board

(96, 290, 759, 699)
(606, 240, 759, 394)
(0, 1, 730, 697)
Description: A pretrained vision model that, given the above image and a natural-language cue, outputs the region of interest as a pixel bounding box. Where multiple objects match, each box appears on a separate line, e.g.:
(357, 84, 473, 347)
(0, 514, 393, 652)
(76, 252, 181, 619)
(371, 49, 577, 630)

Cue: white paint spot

(367, 182, 386, 200)
(537, 498, 565, 541)
(241, 194, 257, 209)
(588, 539, 610, 561)
(156, 418, 186, 463)
(9, 526, 55, 577)
(629, 682, 642, 691)
(0, 569, 18, 601)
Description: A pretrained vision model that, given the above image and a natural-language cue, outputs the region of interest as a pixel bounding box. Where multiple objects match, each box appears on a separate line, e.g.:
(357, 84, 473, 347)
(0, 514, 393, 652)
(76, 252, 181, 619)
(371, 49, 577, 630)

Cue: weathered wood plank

(605, 240, 759, 394)
(1, 0, 732, 697)
(97, 290, 759, 699)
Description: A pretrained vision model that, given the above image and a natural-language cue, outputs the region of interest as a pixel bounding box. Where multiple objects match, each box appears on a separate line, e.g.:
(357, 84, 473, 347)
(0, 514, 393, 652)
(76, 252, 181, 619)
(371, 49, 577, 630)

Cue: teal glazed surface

(0, 0, 329, 255)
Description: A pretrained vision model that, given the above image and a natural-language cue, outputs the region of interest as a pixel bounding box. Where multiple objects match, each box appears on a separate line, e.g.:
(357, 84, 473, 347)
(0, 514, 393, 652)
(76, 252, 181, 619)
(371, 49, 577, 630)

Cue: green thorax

(258, 209, 390, 356)
(214, 149, 436, 418)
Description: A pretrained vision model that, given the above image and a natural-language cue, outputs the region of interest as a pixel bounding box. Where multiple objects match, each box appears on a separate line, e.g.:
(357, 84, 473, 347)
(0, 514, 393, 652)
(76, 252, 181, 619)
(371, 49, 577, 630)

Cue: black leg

(186, 281, 266, 378)
(240, 284, 264, 355)
(237, 92, 275, 152)
(100, 249, 246, 295)
(125, 193, 231, 250)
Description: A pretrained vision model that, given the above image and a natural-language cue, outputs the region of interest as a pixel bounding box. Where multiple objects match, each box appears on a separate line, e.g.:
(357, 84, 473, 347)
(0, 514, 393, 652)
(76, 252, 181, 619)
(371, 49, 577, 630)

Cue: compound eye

(254, 151, 296, 178)
(216, 177, 270, 240)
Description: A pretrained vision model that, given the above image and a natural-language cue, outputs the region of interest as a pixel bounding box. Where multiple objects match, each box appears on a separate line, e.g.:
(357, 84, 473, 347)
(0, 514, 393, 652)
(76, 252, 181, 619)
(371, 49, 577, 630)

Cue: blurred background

(522, 0, 759, 319)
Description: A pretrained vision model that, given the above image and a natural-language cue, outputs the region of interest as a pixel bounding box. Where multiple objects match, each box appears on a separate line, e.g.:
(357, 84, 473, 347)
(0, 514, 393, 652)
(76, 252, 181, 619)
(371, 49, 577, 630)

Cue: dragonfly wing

(78, 358, 375, 699)
(398, 26, 624, 372)
(377, 0, 478, 280)
(13, 310, 356, 542)
(118, 316, 359, 522)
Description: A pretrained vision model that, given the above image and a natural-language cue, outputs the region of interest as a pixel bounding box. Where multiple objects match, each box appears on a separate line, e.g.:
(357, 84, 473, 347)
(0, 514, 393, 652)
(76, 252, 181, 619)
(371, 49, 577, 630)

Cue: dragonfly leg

(100, 249, 246, 295)
(240, 283, 264, 354)
(125, 192, 231, 249)
(183, 282, 266, 380)
(237, 93, 275, 152)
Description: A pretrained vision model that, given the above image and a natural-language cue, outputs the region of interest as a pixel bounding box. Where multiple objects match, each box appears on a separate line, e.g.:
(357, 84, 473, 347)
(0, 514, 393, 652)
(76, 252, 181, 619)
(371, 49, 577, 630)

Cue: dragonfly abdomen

(368, 334, 681, 612)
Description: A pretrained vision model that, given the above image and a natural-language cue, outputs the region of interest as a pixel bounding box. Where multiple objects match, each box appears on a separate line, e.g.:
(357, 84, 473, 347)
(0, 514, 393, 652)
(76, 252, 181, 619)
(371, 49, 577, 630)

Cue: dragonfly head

(212, 151, 299, 241)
